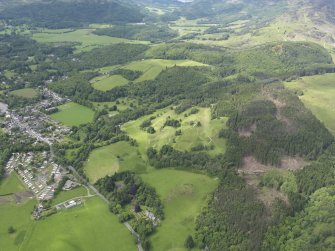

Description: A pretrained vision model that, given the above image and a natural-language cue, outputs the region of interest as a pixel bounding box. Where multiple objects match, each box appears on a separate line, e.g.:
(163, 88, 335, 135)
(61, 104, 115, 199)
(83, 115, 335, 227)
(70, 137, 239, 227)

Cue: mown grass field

(0, 173, 26, 196)
(84, 141, 147, 183)
(51, 102, 94, 127)
(91, 74, 128, 91)
(122, 59, 208, 83)
(123, 107, 227, 158)
(285, 73, 335, 135)
(22, 197, 136, 251)
(141, 169, 218, 251)
(51, 186, 88, 206)
(11, 88, 38, 99)
(32, 28, 149, 52)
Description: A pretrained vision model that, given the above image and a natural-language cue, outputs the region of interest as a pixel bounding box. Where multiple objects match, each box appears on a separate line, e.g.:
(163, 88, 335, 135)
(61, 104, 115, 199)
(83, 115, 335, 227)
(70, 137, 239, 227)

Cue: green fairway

(32, 28, 149, 52)
(50, 102, 94, 127)
(141, 169, 218, 251)
(51, 186, 88, 206)
(11, 88, 38, 99)
(91, 74, 129, 91)
(21, 197, 136, 251)
(122, 59, 208, 83)
(285, 73, 335, 135)
(84, 141, 147, 183)
(123, 107, 227, 158)
(0, 173, 26, 196)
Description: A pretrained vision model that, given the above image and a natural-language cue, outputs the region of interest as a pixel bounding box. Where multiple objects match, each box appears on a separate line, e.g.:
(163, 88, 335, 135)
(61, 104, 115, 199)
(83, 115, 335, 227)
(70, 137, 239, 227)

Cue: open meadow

(123, 107, 227, 158)
(11, 88, 38, 99)
(285, 73, 335, 135)
(31, 28, 149, 52)
(0, 172, 26, 195)
(141, 169, 218, 251)
(50, 102, 95, 127)
(84, 141, 147, 183)
(91, 74, 129, 91)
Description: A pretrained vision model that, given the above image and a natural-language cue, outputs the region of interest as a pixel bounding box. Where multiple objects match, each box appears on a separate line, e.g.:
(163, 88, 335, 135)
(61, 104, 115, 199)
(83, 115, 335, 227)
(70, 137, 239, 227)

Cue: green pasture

(32, 28, 149, 52)
(11, 88, 38, 99)
(91, 74, 128, 91)
(285, 73, 335, 135)
(51, 186, 88, 206)
(122, 59, 208, 83)
(84, 141, 147, 183)
(21, 197, 136, 251)
(50, 102, 94, 127)
(123, 107, 227, 158)
(0, 173, 26, 196)
(141, 169, 218, 251)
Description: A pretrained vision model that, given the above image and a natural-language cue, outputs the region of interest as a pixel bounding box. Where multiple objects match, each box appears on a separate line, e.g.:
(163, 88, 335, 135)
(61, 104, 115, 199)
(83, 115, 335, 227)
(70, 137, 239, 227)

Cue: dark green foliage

(8, 226, 16, 234)
(110, 69, 142, 81)
(93, 24, 177, 42)
(95, 172, 163, 218)
(184, 235, 195, 249)
(164, 119, 181, 128)
(1, 1, 144, 28)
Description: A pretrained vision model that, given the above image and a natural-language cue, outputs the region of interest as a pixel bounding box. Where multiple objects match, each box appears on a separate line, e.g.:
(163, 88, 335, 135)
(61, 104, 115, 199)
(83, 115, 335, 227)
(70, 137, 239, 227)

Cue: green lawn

(0, 173, 26, 196)
(91, 74, 129, 91)
(11, 88, 38, 99)
(141, 169, 218, 251)
(285, 73, 335, 135)
(21, 197, 136, 251)
(123, 107, 227, 158)
(32, 28, 149, 52)
(84, 141, 147, 183)
(122, 59, 208, 83)
(51, 186, 88, 206)
(50, 102, 94, 127)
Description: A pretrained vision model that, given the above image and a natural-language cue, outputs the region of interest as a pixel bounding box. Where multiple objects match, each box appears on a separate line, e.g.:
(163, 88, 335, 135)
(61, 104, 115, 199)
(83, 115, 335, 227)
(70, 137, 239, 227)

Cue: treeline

(93, 24, 177, 43)
(0, 1, 144, 28)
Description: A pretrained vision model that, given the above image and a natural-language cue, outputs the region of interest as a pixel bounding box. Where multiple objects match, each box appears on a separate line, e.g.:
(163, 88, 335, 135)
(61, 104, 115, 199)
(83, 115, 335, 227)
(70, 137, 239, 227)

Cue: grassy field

(84, 141, 147, 183)
(123, 107, 227, 158)
(122, 59, 208, 83)
(141, 169, 218, 251)
(51, 186, 88, 206)
(32, 28, 149, 52)
(285, 73, 335, 135)
(0, 173, 26, 196)
(21, 197, 136, 251)
(11, 88, 38, 99)
(50, 102, 94, 127)
(91, 74, 128, 91)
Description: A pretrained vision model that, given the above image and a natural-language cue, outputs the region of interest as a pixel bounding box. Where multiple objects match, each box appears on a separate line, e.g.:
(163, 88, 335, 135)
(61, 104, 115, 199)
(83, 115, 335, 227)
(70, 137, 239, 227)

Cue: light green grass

(141, 169, 218, 251)
(122, 59, 208, 83)
(11, 88, 38, 99)
(84, 141, 147, 183)
(51, 186, 88, 206)
(21, 197, 136, 251)
(91, 74, 128, 91)
(285, 73, 335, 135)
(32, 28, 149, 52)
(50, 102, 94, 127)
(4, 70, 15, 79)
(0, 173, 26, 195)
(123, 107, 227, 158)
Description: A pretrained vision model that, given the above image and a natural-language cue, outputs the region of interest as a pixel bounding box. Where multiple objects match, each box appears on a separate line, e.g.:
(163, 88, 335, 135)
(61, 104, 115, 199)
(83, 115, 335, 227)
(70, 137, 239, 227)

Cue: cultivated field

(50, 102, 95, 127)
(122, 59, 208, 83)
(11, 88, 38, 99)
(32, 28, 149, 52)
(285, 73, 335, 135)
(141, 169, 218, 251)
(84, 141, 147, 183)
(91, 74, 128, 91)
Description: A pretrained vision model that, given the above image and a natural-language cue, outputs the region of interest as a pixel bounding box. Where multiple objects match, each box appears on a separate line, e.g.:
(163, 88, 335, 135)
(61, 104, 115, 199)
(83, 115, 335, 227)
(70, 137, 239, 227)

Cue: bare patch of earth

(238, 123, 256, 137)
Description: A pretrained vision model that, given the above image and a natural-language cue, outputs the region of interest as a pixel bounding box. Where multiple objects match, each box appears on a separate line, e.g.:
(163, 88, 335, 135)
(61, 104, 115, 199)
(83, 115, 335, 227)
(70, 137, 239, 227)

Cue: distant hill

(308, 0, 335, 23)
(0, 0, 145, 28)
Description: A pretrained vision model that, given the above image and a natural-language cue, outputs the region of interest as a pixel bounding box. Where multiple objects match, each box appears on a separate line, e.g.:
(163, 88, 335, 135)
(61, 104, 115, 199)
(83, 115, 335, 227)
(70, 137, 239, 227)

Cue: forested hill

(0, 0, 145, 28)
